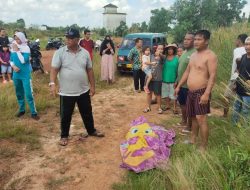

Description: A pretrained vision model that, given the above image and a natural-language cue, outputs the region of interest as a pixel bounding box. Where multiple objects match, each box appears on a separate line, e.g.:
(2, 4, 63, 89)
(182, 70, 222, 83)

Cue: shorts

(177, 87, 189, 105)
(148, 81, 162, 96)
(186, 88, 211, 117)
(224, 80, 236, 100)
(143, 67, 152, 76)
(162, 82, 176, 100)
(1, 65, 12, 74)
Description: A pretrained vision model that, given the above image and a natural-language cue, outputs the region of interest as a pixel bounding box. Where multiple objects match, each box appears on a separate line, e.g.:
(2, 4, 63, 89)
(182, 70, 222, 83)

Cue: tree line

(115, 0, 249, 42)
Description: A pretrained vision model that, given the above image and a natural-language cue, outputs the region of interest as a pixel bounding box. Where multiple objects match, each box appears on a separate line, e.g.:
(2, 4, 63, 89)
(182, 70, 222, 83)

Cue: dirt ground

(1, 51, 223, 190)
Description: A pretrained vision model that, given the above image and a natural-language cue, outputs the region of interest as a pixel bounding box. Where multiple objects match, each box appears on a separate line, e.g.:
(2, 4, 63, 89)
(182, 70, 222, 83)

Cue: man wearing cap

(50, 28, 104, 146)
(232, 36, 250, 127)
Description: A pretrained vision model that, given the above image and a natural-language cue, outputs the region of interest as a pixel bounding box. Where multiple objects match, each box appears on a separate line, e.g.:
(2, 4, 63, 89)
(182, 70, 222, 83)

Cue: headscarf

(15, 32, 27, 44)
(100, 35, 115, 56)
(245, 37, 250, 43)
(13, 32, 30, 53)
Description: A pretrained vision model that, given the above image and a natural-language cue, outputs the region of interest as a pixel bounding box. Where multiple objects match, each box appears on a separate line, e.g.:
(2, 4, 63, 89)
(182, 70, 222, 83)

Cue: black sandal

(78, 133, 89, 141)
(90, 130, 105, 137)
(59, 138, 68, 146)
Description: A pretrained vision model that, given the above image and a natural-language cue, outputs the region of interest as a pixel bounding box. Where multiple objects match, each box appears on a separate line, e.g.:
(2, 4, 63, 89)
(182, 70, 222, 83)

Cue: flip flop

(90, 130, 105, 137)
(161, 107, 170, 111)
(174, 122, 187, 128)
(158, 108, 163, 114)
(183, 140, 194, 145)
(143, 107, 151, 113)
(59, 138, 68, 146)
(78, 133, 89, 141)
(173, 110, 179, 115)
(179, 132, 188, 136)
(181, 129, 191, 133)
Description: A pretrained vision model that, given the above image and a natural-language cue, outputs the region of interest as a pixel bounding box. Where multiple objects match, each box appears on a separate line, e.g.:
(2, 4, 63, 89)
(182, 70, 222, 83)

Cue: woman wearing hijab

(10, 32, 39, 120)
(100, 35, 115, 84)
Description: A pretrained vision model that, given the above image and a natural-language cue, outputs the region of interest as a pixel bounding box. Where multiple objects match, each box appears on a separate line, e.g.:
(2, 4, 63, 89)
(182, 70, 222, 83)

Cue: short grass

(45, 176, 73, 190)
(113, 23, 250, 190)
(113, 117, 250, 190)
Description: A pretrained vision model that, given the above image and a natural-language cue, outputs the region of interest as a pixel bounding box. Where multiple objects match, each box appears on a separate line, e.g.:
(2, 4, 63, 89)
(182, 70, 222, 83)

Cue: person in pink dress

(100, 35, 115, 84)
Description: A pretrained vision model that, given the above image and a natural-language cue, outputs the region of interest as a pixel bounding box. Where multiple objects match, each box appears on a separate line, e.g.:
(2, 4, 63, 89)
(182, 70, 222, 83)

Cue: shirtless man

(175, 30, 218, 151)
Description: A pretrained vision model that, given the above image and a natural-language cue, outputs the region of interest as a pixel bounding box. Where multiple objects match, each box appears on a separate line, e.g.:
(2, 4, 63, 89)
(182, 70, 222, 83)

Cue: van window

(120, 38, 151, 49)
(157, 37, 161, 44)
(153, 38, 157, 45)
(162, 37, 166, 44)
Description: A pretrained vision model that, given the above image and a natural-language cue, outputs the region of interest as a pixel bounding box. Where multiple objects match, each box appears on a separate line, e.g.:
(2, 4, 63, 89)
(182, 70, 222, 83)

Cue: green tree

(16, 18, 25, 29)
(171, 0, 247, 42)
(140, 21, 148, 32)
(148, 8, 173, 33)
(216, 0, 247, 26)
(0, 20, 4, 27)
(115, 21, 128, 37)
(99, 27, 107, 36)
(129, 23, 141, 33)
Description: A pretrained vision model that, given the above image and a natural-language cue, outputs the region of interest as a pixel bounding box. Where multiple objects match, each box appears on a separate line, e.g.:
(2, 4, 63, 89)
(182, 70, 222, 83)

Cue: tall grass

(113, 23, 250, 190)
(113, 117, 250, 190)
(0, 73, 57, 150)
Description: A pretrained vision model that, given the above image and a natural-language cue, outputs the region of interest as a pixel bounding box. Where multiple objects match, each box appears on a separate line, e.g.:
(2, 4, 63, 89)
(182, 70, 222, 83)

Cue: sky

(0, 0, 249, 28)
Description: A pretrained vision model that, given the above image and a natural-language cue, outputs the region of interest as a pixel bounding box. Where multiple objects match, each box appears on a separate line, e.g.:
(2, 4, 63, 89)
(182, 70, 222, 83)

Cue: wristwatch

(49, 82, 55, 86)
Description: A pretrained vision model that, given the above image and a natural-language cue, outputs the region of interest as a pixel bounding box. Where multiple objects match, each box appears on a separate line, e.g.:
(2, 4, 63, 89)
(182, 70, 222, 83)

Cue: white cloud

(242, 2, 250, 17)
(0, 0, 249, 28)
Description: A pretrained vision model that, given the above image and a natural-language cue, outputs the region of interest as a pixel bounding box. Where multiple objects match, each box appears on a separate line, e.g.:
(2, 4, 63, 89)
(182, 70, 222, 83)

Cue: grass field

(112, 23, 250, 190)
(0, 23, 249, 190)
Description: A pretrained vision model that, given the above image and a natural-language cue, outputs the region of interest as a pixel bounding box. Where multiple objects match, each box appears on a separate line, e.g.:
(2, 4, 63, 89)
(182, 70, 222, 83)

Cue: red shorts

(186, 88, 211, 117)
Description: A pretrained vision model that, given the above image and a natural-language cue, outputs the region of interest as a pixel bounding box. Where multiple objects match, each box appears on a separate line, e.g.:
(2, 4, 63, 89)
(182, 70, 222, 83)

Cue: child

(142, 46, 156, 93)
(0, 44, 12, 83)
(177, 47, 183, 58)
(143, 48, 163, 114)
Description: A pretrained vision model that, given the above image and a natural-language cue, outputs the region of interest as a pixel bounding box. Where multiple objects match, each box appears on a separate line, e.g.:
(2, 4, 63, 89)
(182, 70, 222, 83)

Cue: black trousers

(133, 69, 145, 91)
(60, 91, 96, 138)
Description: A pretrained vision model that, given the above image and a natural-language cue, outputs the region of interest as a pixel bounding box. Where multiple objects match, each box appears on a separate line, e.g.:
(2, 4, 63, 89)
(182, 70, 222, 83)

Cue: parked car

(117, 33, 166, 73)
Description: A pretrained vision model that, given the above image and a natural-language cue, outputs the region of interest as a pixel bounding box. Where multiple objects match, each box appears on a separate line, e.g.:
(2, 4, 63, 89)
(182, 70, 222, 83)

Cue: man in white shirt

(50, 28, 104, 146)
(223, 34, 248, 117)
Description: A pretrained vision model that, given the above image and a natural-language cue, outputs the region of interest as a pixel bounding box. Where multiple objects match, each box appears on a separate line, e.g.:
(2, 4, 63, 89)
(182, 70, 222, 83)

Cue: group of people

(129, 30, 250, 151)
(2, 26, 249, 149)
(223, 34, 250, 127)
(79, 29, 116, 84)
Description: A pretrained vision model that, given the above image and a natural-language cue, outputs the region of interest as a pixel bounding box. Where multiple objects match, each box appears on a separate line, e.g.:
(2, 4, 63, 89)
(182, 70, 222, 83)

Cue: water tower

(103, 3, 126, 32)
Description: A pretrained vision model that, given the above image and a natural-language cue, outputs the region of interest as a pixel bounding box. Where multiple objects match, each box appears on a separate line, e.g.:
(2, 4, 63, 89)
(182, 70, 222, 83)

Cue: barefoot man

(175, 30, 218, 151)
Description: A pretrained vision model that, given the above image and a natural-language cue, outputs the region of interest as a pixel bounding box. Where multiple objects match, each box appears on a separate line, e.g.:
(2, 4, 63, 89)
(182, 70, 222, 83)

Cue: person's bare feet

(174, 121, 187, 128)
(199, 146, 207, 153)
